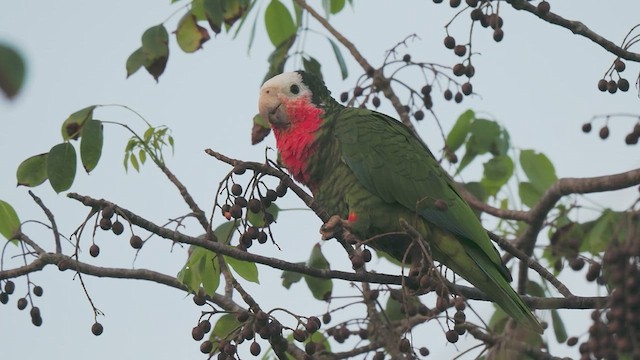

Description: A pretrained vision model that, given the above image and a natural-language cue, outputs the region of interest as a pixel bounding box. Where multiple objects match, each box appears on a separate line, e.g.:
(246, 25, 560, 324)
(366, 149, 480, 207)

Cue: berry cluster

(582, 116, 640, 145)
(597, 59, 631, 94)
(218, 166, 287, 250)
(0, 279, 44, 326)
(578, 239, 640, 360)
(90, 204, 144, 257)
(194, 309, 324, 359)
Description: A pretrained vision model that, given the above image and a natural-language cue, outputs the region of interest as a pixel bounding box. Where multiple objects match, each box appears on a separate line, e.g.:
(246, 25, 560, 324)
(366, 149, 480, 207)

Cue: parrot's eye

(290, 84, 300, 95)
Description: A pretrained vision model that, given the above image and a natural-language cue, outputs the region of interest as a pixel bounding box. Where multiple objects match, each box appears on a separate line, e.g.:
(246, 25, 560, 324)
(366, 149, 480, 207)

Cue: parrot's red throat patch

(271, 96, 324, 186)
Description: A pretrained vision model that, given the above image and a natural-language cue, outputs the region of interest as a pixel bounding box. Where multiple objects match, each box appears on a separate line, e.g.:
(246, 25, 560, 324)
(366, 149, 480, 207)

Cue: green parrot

(258, 70, 542, 332)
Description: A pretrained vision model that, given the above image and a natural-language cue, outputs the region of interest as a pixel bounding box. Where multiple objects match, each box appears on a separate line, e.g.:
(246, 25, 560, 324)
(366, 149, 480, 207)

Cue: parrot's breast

(272, 97, 324, 186)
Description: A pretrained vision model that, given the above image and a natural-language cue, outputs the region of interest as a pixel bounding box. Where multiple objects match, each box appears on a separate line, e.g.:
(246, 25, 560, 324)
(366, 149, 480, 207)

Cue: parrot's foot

(320, 215, 351, 240)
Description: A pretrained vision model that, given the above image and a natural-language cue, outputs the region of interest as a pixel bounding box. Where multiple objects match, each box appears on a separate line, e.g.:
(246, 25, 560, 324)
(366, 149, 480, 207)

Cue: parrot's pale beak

(259, 87, 290, 129)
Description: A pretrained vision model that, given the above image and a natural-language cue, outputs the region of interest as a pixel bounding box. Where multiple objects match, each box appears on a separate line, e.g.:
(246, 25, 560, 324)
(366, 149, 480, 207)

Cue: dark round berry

(200, 340, 213, 354)
(4, 280, 15, 294)
(446, 329, 459, 343)
(582, 123, 592, 133)
(570, 257, 586, 271)
(493, 28, 504, 42)
(461, 82, 473, 95)
(192, 326, 205, 341)
(89, 244, 100, 257)
(99, 217, 112, 231)
(231, 183, 243, 196)
(452, 63, 465, 77)
(454, 296, 466, 311)
(465, 64, 475, 78)
(130, 235, 143, 249)
(30, 306, 40, 320)
(340, 92, 348, 103)
(567, 336, 579, 346)
(599, 126, 610, 140)
(362, 248, 372, 262)
(257, 231, 268, 244)
(402, 54, 411, 62)
(449, 0, 461, 7)
(537, 1, 550, 15)
(454, 45, 466, 57)
(322, 312, 332, 324)
(399, 338, 411, 353)
(597, 79, 608, 92)
(250, 341, 261, 356)
(17, 297, 28, 310)
(0, 292, 8, 304)
(232, 166, 246, 175)
(293, 329, 307, 342)
(614, 59, 626, 72)
(248, 198, 262, 213)
(305, 342, 316, 355)
(275, 181, 288, 197)
(607, 80, 618, 94)
(421, 85, 432, 95)
(351, 254, 365, 269)
(230, 205, 243, 219)
(92, 322, 104, 336)
(193, 292, 206, 306)
(444, 89, 453, 100)
(101, 206, 115, 219)
(354, 87, 364, 97)
(234, 196, 248, 208)
(454, 92, 463, 103)
(625, 132, 639, 145)
(266, 189, 278, 202)
(111, 221, 124, 235)
(466, 0, 478, 6)
(373, 352, 385, 360)
(31, 315, 42, 327)
(33, 286, 43, 297)
(372, 96, 381, 108)
(444, 36, 456, 49)
(618, 78, 630, 92)
(433, 0, 443, 3)
(414, 110, 425, 121)
(420, 347, 430, 356)
(470, 8, 483, 21)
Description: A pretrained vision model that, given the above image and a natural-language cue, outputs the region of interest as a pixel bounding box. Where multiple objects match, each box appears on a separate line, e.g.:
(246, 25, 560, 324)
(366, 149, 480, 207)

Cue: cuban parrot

(258, 70, 541, 332)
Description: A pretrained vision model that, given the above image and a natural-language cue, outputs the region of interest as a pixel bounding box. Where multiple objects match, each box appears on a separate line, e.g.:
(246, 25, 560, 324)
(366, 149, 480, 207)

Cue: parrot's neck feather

(272, 97, 324, 186)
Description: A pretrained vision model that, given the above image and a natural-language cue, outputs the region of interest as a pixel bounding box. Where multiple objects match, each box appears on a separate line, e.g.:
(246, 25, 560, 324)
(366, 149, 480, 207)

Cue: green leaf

(446, 109, 474, 152)
(130, 153, 139, 172)
(302, 56, 322, 81)
(176, 13, 210, 53)
(126, 47, 145, 78)
(0, 43, 26, 99)
(0, 200, 20, 241)
(264, 0, 296, 47)
(263, 35, 295, 82)
(60, 106, 96, 141)
(203, 0, 224, 33)
(551, 309, 567, 343)
(211, 313, 241, 339)
(330, 0, 346, 13)
(215, 220, 238, 244)
(581, 209, 623, 254)
(518, 181, 542, 208)
(303, 244, 332, 301)
(141, 24, 169, 81)
(224, 255, 259, 283)
(327, 38, 348, 80)
(16, 153, 48, 187)
(481, 155, 514, 197)
(467, 118, 501, 154)
(247, 204, 279, 228)
(80, 120, 103, 173)
(139, 150, 147, 164)
(520, 150, 557, 194)
(252, 114, 271, 144)
(385, 294, 403, 321)
(201, 253, 220, 295)
(281, 264, 304, 288)
(47, 143, 77, 193)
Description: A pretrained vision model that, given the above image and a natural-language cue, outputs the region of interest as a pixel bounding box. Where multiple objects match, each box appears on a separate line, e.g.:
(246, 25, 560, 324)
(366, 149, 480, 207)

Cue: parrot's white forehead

(261, 72, 307, 92)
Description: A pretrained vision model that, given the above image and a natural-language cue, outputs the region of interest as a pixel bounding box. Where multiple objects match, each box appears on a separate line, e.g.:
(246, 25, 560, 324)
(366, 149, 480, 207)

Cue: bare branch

(28, 191, 62, 253)
(510, 0, 640, 62)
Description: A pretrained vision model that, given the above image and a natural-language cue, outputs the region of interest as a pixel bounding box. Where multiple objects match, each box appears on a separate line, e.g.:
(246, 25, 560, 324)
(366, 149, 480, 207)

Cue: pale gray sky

(1, 1, 639, 359)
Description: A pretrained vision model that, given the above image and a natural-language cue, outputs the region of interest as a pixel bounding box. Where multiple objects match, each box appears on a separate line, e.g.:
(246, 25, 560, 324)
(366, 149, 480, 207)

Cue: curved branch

(516, 167, 640, 293)
(510, 0, 640, 62)
(28, 191, 61, 253)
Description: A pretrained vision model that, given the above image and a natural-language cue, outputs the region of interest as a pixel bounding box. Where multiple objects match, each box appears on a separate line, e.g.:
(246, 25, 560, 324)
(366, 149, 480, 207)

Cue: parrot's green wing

(334, 107, 509, 278)
(333, 107, 542, 332)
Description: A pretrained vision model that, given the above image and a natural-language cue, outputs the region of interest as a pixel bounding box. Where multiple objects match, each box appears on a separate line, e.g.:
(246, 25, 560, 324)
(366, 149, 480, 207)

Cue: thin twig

(28, 191, 62, 253)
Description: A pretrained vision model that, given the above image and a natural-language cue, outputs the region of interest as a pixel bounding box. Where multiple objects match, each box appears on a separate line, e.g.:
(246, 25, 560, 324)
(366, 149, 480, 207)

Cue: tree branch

(510, 0, 640, 62)
(28, 190, 62, 254)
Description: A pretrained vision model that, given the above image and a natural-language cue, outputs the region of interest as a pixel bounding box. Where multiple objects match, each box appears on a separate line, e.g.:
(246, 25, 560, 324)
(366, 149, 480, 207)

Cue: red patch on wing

(348, 211, 358, 223)
(272, 95, 323, 186)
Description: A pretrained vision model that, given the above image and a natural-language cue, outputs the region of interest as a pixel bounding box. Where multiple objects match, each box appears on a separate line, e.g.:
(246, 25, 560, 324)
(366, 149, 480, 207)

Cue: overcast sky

(1, 1, 639, 359)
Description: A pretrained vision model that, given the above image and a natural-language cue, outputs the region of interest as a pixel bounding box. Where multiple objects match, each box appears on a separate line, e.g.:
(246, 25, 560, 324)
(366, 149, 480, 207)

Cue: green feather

(299, 72, 542, 333)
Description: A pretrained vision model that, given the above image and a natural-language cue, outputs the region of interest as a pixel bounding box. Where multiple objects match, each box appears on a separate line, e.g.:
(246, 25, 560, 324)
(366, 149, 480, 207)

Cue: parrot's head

(258, 71, 334, 130)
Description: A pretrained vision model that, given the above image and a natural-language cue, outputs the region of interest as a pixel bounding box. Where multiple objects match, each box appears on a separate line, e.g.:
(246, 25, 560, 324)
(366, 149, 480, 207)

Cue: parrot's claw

(320, 215, 351, 240)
